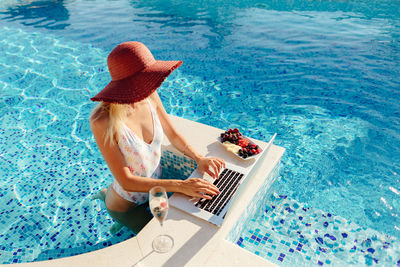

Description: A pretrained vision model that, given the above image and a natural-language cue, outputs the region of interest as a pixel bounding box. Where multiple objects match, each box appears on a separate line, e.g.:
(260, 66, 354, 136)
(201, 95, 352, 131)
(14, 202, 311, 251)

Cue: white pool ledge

(14, 115, 285, 267)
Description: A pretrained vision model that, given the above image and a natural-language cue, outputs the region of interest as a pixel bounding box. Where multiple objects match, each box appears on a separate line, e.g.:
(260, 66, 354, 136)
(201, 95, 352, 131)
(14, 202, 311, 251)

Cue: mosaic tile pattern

(160, 150, 197, 181)
(228, 165, 400, 266)
(0, 26, 198, 264)
(0, 151, 196, 264)
(1, 9, 399, 266)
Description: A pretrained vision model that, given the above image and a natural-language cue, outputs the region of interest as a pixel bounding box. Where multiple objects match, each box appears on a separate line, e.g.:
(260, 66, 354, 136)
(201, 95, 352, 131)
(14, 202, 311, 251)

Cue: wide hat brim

(90, 60, 182, 104)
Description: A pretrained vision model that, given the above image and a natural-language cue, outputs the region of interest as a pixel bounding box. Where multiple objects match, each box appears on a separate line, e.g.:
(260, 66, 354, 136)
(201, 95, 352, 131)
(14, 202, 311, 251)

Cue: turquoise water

(227, 163, 400, 266)
(0, 0, 399, 265)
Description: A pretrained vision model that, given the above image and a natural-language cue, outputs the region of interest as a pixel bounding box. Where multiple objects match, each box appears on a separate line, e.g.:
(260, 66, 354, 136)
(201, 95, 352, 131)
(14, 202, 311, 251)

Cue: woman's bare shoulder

(90, 113, 109, 132)
(148, 91, 164, 109)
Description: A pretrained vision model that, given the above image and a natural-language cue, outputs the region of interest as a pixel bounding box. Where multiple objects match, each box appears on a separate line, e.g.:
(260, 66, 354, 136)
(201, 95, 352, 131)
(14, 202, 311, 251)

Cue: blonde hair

(90, 102, 131, 146)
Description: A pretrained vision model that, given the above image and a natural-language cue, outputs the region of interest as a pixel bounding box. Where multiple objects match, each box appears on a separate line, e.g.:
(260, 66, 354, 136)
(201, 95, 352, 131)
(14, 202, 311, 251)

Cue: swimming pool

(0, 0, 399, 265)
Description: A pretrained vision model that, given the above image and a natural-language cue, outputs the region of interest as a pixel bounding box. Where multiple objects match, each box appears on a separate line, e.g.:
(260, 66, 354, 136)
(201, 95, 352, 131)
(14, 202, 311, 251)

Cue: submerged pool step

(235, 192, 400, 266)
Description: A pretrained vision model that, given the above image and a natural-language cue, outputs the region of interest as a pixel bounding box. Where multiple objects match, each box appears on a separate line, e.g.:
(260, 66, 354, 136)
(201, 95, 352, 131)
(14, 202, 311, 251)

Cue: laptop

(169, 133, 277, 226)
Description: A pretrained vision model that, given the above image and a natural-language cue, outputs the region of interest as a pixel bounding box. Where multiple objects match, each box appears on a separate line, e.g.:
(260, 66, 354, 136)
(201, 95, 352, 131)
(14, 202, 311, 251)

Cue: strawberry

(256, 148, 261, 154)
(238, 138, 250, 148)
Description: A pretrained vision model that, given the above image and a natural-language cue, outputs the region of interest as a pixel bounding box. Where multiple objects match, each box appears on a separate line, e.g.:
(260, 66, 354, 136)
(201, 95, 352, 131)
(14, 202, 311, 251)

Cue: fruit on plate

(238, 138, 250, 148)
(222, 141, 242, 154)
(220, 128, 262, 159)
(220, 128, 242, 145)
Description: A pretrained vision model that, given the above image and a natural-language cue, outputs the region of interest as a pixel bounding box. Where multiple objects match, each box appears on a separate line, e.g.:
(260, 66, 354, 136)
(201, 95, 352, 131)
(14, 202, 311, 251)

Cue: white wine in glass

(149, 186, 174, 253)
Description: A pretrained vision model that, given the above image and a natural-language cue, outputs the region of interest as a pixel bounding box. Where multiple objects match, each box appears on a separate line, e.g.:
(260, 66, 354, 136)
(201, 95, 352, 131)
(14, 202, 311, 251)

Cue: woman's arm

(149, 92, 225, 178)
(90, 117, 219, 199)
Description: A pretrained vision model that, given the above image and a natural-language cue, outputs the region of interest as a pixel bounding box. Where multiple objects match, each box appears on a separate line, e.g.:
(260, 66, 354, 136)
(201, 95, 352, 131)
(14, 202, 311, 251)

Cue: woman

(90, 41, 225, 234)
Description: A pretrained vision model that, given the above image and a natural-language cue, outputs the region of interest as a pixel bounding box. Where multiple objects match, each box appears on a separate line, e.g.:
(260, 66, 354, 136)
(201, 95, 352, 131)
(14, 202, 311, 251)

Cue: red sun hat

(90, 41, 182, 104)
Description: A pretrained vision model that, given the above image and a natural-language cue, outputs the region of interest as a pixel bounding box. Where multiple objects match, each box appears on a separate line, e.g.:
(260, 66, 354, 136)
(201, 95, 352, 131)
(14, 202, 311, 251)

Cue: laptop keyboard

(195, 168, 245, 216)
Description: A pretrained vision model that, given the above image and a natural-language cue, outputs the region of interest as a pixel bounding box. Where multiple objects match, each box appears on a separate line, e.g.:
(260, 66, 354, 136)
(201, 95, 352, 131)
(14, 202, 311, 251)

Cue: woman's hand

(197, 156, 225, 179)
(179, 178, 220, 200)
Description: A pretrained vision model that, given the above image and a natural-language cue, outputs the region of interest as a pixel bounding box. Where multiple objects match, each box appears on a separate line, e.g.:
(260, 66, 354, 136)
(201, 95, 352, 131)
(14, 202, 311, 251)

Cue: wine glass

(149, 186, 174, 253)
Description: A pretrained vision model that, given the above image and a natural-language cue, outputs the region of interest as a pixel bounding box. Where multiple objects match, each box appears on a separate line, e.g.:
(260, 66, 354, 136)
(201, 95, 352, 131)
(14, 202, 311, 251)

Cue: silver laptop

(169, 133, 277, 226)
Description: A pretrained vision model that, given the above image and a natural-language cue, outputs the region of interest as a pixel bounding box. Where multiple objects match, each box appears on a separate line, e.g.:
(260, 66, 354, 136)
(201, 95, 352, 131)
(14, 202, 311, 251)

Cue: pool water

(227, 163, 400, 266)
(0, 0, 399, 265)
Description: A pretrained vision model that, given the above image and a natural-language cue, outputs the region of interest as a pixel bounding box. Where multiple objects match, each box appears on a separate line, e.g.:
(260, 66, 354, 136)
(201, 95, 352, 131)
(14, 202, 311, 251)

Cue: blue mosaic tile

(227, 163, 400, 266)
(0, 137, 195, 264)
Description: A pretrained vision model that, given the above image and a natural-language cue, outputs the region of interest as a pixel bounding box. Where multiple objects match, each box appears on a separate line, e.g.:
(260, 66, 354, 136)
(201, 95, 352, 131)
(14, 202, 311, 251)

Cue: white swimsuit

(111, 99, 164, 205)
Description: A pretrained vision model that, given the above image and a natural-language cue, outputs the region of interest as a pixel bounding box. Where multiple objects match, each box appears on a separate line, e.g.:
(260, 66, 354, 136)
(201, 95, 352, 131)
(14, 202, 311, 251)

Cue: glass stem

(160, 221, 164, 236)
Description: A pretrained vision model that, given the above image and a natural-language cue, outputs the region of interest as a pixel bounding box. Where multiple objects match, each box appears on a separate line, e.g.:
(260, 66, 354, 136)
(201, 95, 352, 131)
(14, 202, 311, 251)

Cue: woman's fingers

(209, 158, 225, 178)
(203, 181, 219, 194)
(190, 178, 218, 191)
(209, 161, 219, 179)
(213, 158, 225, 170)
(195, 186, 220, 200)
(198, 157, 226, 180)
(206, 168, 218, 180)
(218, 158, 226, 168)
(198, 179, 219, 194)
(198, 187, 219, 196)
(193, 192, 213, 200)
(200, 194, 213, 200)
(211, 157, 225, 166)
(183, 177, 221, 199)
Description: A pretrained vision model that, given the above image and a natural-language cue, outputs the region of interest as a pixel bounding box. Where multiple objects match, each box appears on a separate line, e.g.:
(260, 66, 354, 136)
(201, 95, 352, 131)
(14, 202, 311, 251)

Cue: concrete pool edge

(11, 115, 284, 267)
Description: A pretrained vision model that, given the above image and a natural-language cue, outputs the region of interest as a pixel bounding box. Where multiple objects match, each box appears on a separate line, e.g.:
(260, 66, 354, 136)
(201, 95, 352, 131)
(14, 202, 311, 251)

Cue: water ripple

(0, 0, 399, 262)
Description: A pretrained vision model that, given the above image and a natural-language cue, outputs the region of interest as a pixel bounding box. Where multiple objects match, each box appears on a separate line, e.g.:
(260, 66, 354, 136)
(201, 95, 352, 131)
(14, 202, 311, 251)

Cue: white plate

(217, 136, 262, 160)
